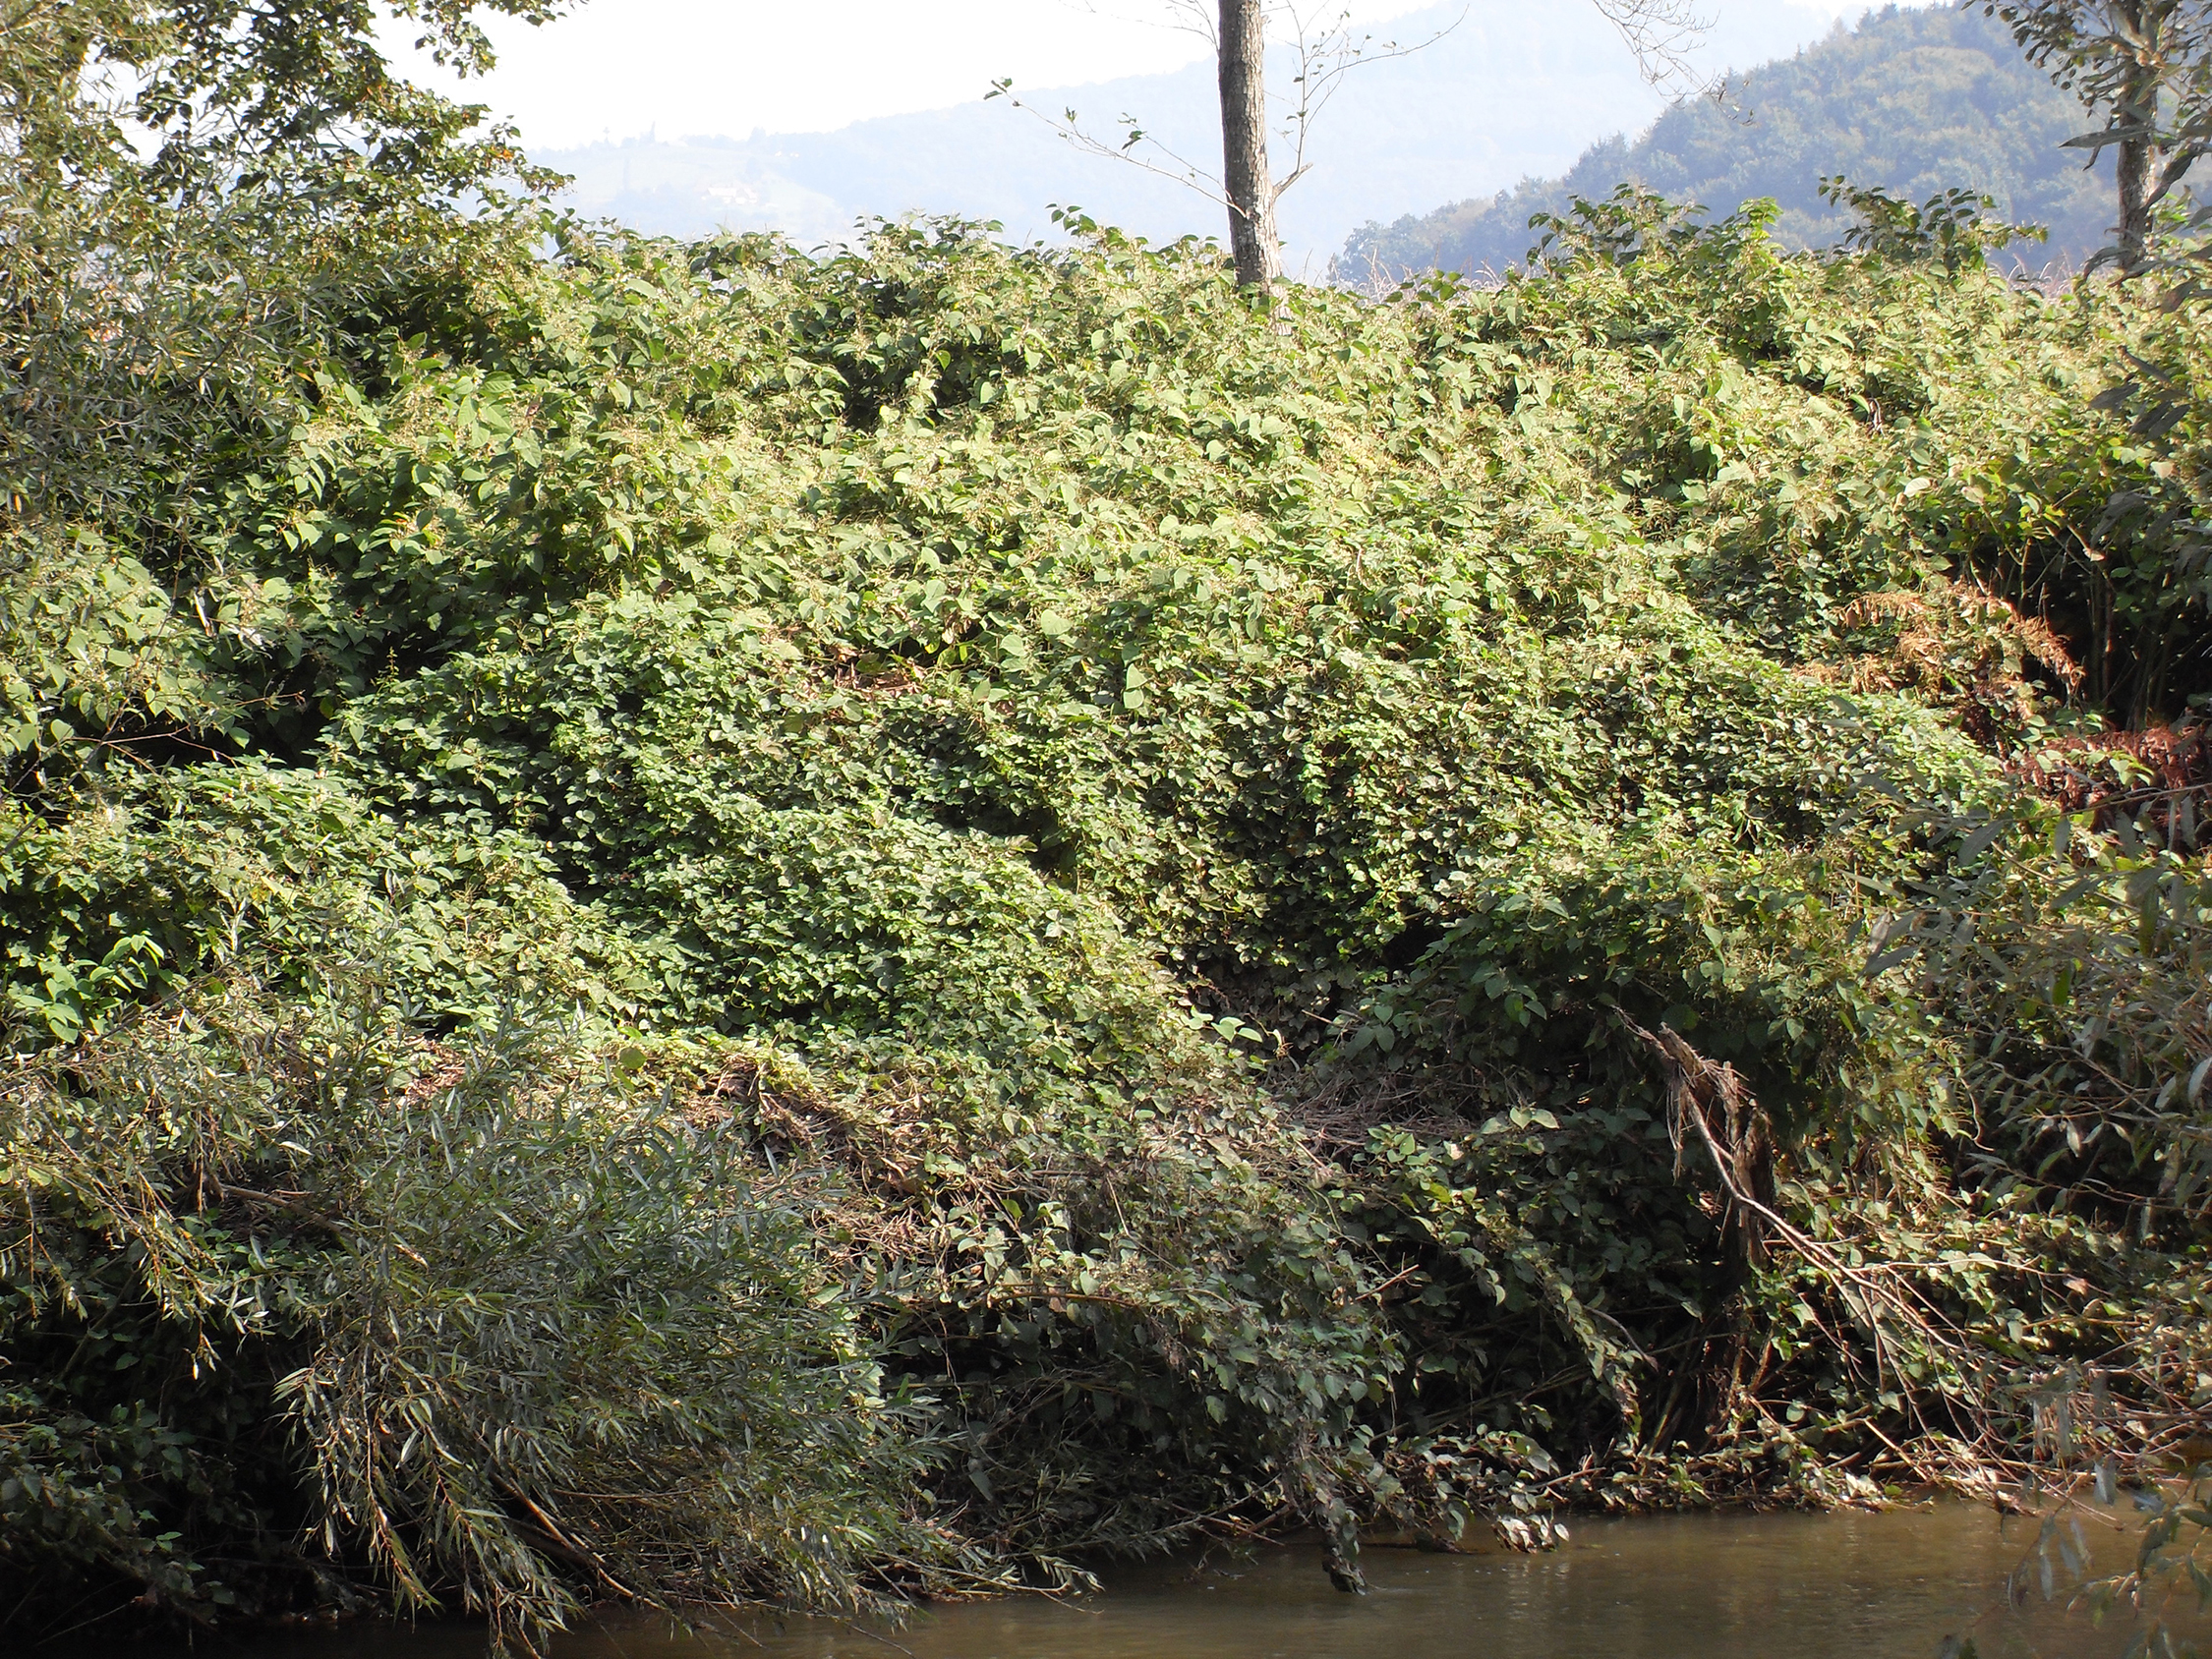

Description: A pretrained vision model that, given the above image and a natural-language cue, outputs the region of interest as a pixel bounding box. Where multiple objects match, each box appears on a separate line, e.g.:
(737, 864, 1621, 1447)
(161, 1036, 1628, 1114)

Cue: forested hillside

(6, 2, 2210, 1651)
(1340, 5, 2110, 282)
(530, 3, 1851, 274)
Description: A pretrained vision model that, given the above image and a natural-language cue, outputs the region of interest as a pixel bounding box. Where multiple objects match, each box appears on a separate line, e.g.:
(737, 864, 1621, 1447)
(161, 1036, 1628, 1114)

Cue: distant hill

(1337, 5, 2111, 283)
(533, 2, 1859, 276)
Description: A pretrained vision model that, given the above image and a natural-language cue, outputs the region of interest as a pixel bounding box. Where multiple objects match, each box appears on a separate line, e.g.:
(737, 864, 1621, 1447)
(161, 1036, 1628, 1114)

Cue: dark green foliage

(1, 985, 961, 1646)
(7, 3, 2212, 1637)
(8, 200, 2210, 1629)
(0, 0, 565, 553)
(1817, 176, 2048, 274)
(1339, 5, 2112, 283)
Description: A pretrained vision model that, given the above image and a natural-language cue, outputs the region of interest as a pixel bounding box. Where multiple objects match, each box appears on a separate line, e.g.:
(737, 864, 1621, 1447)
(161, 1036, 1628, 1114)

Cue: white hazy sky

(417, 0, 1888, 149)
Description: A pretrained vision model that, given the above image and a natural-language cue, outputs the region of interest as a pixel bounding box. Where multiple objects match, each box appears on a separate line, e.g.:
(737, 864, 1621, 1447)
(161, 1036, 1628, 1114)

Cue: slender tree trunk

(2118, 125, 2153, 267)
(2116, 15, 2160, 269)
(1216, 0, 1282, 288)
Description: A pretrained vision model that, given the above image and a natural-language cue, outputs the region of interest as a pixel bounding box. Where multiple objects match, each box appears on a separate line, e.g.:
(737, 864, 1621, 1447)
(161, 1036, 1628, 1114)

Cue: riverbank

(9, 62, 2211, 1636)
(78, 1506, 2206, 1659)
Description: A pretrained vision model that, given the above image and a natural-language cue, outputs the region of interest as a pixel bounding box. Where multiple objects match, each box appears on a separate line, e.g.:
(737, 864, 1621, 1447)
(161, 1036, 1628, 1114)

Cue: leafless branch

(1592, 0, 1720, 102)
(986, 79, 1237, 215)
(1620, 1014, 1981, 1399)
(1268, 4, 1468, 204)
(992, 3, 1466, 218)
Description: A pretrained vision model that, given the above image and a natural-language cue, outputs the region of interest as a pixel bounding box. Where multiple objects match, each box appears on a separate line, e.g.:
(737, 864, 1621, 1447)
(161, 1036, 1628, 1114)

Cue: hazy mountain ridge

(536, 3, 1852, 272)
(1340, 5, 2110, 281)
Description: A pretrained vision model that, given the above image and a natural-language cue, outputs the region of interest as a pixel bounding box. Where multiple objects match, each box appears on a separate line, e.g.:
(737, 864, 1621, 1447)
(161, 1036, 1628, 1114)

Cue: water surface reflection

(97, 1504, 2197, 1659)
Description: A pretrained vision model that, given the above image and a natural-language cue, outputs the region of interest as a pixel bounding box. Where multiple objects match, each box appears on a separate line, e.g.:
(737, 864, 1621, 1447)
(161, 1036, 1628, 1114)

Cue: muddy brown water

(82, 1505, 2207, 1659)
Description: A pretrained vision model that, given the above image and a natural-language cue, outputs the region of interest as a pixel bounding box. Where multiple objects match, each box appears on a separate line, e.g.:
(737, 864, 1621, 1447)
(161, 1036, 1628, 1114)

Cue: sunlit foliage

(6, 7, 2211, 1636)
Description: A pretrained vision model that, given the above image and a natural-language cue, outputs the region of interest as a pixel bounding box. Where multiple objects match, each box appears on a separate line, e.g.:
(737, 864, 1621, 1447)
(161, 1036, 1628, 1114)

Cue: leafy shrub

(11, 83, 2212, 1637)
(0, 981, 959, 1647)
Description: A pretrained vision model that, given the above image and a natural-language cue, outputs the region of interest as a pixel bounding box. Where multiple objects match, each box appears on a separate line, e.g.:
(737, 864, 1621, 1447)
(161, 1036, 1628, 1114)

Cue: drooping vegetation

(5, 0, 2211, 1650)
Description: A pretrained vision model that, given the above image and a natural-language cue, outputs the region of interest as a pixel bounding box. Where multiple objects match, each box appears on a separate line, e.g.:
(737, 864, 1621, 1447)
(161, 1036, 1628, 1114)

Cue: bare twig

(989, 3, 1466, 224)
(1591, 0, 1719, 102)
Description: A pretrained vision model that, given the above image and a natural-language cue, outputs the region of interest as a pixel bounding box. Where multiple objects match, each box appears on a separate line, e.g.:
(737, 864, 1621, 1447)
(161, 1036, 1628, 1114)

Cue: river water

(97, 1504, 2201, 1659)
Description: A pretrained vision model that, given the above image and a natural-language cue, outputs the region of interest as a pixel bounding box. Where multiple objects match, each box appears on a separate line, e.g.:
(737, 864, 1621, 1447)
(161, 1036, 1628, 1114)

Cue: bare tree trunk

(1216, 0, 1282, 288)
(2119, 129, 2151, 266)
(2117, 18, 2159, 269)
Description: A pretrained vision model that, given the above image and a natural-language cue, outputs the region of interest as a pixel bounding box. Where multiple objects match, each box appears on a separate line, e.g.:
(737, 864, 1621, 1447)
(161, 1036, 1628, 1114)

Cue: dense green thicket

(1339, 5, 2111, 283)
(6, 8, 2212, 1642)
